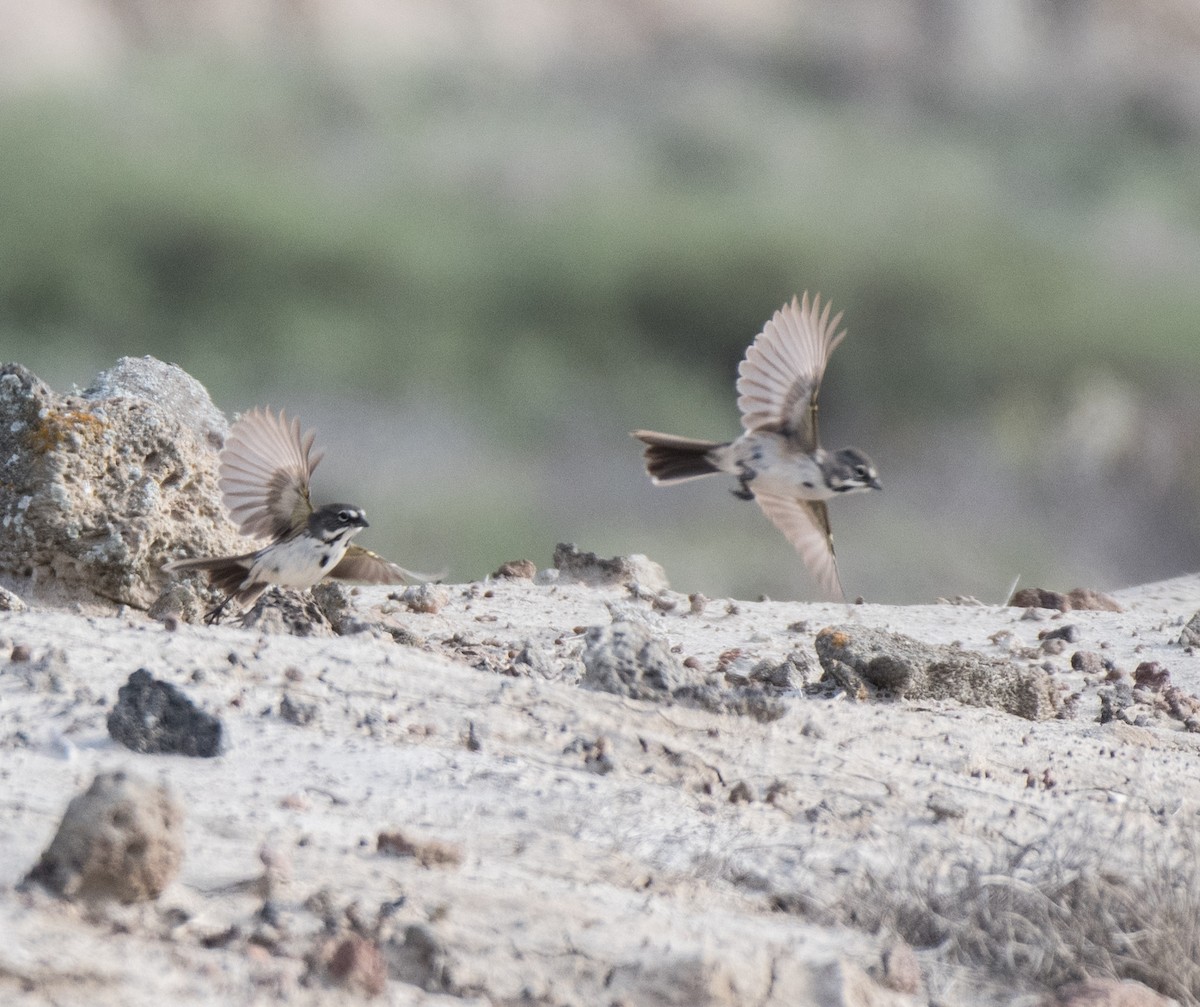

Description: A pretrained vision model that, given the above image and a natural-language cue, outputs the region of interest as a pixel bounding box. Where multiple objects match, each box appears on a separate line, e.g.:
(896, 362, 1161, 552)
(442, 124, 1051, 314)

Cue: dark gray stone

(107, 669, 225, 757)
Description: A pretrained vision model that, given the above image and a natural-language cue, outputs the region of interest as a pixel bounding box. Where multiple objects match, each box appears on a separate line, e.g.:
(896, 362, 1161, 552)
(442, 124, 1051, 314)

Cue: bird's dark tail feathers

(631, 430, 726, 483)
(163, 553, 262, 622)
(164, 554, 253, 596)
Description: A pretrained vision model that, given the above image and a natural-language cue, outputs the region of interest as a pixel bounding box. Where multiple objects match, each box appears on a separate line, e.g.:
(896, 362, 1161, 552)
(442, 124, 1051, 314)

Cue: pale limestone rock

(0, 357, 243, 609)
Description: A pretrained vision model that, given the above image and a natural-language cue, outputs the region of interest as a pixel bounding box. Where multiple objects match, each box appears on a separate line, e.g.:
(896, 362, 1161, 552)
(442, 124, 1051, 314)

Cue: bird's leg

(731, 462, 756, 501)
(204, 594, 234, 626)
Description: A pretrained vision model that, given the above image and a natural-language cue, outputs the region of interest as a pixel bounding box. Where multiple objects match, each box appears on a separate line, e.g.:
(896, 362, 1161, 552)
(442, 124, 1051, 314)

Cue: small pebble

(1133, 661, 1169, 691)
(728, 781, 755, 803)
(491, 559, 536, 579)
(1070, 651, 1104, 674)
(1038, 624, 1079, 643)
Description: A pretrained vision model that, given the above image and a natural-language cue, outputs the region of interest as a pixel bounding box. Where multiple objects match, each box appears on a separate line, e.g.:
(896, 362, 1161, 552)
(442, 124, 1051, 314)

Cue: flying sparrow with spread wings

(165, 408, 435, 624)
(632, 293, 880, 597)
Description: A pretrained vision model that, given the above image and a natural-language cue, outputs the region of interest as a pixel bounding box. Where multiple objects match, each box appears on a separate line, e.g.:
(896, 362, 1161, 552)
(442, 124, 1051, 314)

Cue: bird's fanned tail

(631, 430, 726, 483)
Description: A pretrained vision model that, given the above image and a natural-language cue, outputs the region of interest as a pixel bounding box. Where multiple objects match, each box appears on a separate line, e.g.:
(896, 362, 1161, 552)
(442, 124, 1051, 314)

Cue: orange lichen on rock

(26, 408, 106, 454)
(817, 628, 851, 648)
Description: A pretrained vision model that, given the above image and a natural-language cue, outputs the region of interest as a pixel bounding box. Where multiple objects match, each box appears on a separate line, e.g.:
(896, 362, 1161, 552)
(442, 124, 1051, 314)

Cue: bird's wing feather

(751, 492, 844, 598)
(218, 408, 322, 539)
(736, 292, 846, 451)
(327, 544, 445, 585)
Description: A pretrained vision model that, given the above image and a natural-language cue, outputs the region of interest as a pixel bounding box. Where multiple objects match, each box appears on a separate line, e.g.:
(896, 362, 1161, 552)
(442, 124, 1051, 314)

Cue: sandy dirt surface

(3, 565, 1200, 1005)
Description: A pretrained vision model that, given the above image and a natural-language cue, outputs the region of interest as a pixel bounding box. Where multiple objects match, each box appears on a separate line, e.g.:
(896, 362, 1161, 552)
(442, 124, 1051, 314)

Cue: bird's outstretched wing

(751, 492, 843, 598)
(218, 408, 323, 540)
(735, 293, 846, 452)
(327, 544, 445, 585)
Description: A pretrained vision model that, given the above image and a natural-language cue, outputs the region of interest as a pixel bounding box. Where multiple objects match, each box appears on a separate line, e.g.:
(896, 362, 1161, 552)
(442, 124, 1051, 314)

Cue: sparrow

(164, 407, 433, 624)
(632, 293, 880, 597)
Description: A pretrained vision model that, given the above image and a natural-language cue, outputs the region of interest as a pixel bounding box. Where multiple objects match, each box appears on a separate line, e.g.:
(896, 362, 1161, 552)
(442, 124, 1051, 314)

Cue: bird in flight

(633, 293, 880, 597)
(165, 408, 435, 623)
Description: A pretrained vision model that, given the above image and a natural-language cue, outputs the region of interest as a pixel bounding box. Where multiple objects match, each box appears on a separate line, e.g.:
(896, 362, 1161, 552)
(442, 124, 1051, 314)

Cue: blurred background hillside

(3, 0, 1200, 602)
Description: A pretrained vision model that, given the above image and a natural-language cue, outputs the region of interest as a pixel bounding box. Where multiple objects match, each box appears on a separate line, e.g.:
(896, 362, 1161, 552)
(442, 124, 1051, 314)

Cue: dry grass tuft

(816, 815, 1200, 1003)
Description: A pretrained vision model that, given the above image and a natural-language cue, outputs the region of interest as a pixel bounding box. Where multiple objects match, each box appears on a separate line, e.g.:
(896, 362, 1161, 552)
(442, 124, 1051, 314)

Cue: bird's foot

(731, 486, 755, 501)
(204, 597, 232, 626)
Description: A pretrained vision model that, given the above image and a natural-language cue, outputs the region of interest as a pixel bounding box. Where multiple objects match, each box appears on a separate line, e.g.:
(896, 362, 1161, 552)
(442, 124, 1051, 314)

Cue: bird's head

(309, 504, 370, 542)
(827, 448, 882, 493)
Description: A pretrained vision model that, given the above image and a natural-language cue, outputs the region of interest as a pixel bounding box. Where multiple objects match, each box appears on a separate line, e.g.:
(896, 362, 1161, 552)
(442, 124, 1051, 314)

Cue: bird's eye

(338, 509, 355, 523)
(855, 465, 868, 478)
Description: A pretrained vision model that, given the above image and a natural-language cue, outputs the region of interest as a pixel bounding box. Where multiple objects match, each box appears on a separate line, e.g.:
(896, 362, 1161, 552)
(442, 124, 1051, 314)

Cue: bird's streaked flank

(633, 293, 880, 597)
(165, 408, 436, 624)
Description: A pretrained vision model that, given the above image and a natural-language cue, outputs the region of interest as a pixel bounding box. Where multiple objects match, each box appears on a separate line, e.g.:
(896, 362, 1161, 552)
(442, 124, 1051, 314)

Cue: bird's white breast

(723, 432, 834, 501)
(247, 535, 350, 588)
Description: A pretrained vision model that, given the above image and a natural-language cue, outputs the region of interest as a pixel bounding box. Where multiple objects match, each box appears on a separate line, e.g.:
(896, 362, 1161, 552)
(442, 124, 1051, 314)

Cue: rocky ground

(2, 359, 1199, 1006)
(3, 560, 1200, 1006)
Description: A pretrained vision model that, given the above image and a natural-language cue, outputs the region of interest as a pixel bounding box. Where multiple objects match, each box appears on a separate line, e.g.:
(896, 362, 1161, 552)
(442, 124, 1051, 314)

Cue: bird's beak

(869, 477, 883, 491)
(360, 516, 370, 528)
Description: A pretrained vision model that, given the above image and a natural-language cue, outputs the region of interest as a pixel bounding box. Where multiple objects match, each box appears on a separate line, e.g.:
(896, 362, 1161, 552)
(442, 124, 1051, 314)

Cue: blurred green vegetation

(6, 57, 1200, 410)
(2, 42, 1199, 598)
